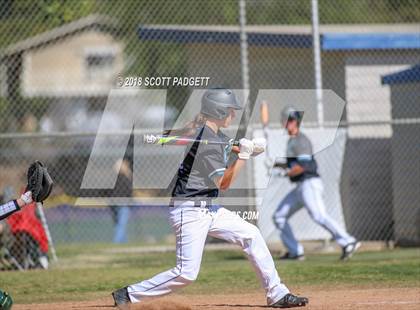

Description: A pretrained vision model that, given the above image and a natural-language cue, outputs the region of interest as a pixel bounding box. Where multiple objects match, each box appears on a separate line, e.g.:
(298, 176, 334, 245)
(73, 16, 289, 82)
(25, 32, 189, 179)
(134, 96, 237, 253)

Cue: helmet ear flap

(215, 107, 229, 119)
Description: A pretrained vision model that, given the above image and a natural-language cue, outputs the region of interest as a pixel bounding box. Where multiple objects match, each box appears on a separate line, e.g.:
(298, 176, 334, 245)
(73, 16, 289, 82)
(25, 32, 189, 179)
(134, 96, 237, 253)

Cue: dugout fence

(0, 0, 419, 268)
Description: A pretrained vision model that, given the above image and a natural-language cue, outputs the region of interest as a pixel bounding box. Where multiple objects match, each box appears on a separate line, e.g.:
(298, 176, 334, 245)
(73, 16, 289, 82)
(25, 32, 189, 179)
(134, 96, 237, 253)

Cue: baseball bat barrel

(143, 134, 240, 146)
(260, 100, 272, 173)
(260, 100, 269, 127)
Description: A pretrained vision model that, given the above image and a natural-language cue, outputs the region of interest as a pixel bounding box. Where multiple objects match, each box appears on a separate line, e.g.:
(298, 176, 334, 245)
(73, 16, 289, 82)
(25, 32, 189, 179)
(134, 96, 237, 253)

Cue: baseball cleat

(340, 241, 361, 261)
(279, 252, 305, 261)
(271, 293, 309, 308)
(112, 287, 131, 309)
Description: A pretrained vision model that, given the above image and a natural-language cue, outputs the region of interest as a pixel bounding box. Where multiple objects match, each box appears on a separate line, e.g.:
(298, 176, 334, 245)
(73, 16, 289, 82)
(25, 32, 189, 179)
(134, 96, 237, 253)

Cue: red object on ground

(7, 202, 49, 253)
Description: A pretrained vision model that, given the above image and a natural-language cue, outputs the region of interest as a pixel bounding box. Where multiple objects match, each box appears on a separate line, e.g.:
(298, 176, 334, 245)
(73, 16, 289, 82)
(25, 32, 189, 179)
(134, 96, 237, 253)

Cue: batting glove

(238, 138, 254, 159)
(251, 138, 266, 156)
(278, 168, 290, 177)
(20, 191, 33, 205)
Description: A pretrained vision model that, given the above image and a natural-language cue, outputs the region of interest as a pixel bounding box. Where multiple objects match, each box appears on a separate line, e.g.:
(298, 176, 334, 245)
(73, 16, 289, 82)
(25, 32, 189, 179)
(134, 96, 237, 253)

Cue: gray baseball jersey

(172, 125, 231, 198)
(286, 132, 319, 182)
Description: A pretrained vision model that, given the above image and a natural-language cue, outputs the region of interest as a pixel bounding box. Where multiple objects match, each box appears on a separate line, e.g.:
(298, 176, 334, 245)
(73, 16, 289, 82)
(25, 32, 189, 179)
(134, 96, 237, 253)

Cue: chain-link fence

(0, 0, 419, 269)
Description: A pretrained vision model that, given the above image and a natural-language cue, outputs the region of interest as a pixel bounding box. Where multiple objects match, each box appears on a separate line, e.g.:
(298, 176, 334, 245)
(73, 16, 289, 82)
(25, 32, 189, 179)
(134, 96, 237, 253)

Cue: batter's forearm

(287, 165, 305, 177)
(220, 158, 246, 190)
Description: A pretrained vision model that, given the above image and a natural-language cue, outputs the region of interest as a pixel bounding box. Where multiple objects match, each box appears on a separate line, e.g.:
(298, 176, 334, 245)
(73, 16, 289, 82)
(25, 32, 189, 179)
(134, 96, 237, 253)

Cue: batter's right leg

(126, 206, 212, 303)
(302, 178, 355, 248)
(208, 206, 291, 306)
(272, 189, 304, 257)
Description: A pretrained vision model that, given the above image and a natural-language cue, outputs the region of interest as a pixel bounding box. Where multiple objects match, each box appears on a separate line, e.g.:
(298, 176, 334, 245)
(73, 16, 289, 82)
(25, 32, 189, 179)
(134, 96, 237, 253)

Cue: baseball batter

(112, 89, 308, 308)
(272, 107, 360, 261)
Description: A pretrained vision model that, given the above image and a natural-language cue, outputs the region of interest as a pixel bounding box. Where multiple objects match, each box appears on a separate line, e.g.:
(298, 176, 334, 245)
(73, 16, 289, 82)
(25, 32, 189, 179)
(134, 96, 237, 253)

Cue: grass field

(0, 244, 419, 308)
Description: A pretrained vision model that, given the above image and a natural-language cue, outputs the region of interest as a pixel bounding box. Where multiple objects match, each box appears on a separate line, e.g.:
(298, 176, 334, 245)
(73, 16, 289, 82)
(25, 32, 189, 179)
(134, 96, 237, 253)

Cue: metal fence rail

(0, 0, 419, 269)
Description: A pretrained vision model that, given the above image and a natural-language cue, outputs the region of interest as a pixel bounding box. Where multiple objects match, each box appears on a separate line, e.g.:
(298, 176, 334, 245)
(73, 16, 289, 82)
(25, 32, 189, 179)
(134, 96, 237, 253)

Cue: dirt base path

(14, 287, 420, 310)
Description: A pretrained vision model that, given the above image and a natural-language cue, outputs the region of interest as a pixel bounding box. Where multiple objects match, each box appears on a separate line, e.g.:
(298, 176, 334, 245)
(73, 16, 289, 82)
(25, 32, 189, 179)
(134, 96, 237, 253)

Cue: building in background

(382, 65, 420, 246)
(0, 14, 124, 132)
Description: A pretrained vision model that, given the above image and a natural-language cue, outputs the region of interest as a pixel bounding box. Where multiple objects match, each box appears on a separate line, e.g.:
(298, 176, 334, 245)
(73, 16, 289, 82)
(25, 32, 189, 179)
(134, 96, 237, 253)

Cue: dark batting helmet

(200, 88, 242, 120)
(281, 106, 303, 126)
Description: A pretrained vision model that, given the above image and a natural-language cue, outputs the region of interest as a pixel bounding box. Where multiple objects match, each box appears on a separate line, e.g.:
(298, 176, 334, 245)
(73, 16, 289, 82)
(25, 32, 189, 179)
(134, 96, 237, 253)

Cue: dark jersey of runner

(172, 125, 231, 198)
(286, 132, 319, 183)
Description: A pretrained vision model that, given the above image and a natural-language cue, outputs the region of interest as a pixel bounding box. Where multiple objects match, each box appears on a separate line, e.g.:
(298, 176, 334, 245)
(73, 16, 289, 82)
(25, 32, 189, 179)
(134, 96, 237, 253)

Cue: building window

(84, 47, 117, 80)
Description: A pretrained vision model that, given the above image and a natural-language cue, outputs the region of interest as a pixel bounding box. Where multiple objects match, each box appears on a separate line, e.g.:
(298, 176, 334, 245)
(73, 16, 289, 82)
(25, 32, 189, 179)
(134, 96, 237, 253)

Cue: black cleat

(271, 293, 309, 308)
(279, 252, 305, 261)
(340, 241, 361, 261)
(112, 287, 131, 309)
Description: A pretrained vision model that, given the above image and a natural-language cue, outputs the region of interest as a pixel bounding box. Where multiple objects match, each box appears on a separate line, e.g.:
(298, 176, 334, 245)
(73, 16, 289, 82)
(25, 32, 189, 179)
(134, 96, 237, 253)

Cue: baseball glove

(27, 161, 54, 203)
(0, 290, 13, 310)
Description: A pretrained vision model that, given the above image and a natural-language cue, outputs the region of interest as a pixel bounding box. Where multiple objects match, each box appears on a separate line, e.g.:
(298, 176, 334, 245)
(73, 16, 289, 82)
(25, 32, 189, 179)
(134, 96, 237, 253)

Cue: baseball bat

(260, 100, 269, 128)
(143, 134, 240, 146)
(260, 101, 273, 172)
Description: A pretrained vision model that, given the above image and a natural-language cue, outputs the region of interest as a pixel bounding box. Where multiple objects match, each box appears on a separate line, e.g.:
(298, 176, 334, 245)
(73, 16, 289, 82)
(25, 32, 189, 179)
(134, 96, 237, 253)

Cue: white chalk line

(353, 300, 420, 305)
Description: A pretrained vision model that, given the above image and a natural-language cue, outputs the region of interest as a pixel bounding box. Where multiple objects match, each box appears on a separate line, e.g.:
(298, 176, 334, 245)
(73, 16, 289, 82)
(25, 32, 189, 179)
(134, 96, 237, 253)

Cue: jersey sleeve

(0, 200, 20, 220)
(201, 145, 226, 180)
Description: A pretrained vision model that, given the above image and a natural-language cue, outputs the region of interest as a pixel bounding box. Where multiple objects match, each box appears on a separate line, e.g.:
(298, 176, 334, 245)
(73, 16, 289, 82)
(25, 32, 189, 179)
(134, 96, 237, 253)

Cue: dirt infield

(13, 287, 420, 310)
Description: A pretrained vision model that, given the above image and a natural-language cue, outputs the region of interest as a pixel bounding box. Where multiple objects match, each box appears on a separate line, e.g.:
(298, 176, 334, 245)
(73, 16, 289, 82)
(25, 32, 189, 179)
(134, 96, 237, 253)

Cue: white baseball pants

(273, 177, 355, 256)
(127, 202, 290, 305)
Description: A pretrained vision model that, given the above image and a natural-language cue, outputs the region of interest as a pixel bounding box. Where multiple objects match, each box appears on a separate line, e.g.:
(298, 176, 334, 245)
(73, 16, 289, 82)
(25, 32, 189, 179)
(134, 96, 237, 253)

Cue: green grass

(0, 246, 419, 304)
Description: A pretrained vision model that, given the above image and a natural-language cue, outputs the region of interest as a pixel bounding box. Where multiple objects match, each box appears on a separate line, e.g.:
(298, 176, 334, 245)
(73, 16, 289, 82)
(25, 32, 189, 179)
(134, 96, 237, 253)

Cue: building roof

(382, 64, 420, 85)
(1, 14, 117, 58)
(138, 24, 420, 50)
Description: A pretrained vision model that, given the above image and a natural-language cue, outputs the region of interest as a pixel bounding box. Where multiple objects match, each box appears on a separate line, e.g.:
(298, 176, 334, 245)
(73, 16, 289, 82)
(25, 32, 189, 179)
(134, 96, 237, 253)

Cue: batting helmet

(281, 106, 303, 126)
(200, 88, 242, 120)
(0, 290, 13, 310)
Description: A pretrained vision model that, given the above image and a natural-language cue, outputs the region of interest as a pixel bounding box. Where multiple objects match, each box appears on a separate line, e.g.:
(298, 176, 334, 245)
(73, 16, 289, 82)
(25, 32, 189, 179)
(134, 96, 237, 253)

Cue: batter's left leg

(208, 206, 290, 306)
(126, 206, 211, 302)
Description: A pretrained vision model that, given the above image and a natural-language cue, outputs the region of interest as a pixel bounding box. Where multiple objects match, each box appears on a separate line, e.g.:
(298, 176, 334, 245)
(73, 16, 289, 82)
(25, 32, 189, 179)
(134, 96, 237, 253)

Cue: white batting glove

(20, 191, 33, 205)
(251, 138, 266, 156)
(278, 168, 290, 177)
(238, 138, 254, 159)
(271, 166, 289, 177)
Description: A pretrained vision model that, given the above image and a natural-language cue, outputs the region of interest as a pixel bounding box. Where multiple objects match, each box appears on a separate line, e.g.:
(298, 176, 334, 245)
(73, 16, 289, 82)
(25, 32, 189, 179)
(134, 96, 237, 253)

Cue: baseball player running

(112, 89, 308, 308)
(272, 107, 360, 261)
